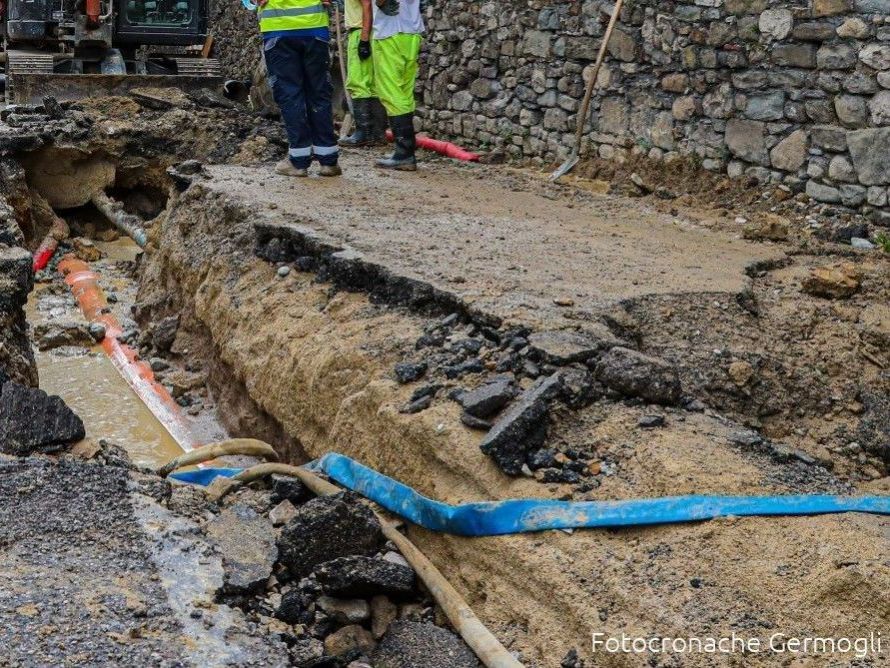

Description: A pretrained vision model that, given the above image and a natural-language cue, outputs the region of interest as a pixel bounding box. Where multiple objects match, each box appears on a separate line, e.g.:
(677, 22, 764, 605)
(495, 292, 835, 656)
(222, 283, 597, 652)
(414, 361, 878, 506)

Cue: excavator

(1, 0, 221, 104)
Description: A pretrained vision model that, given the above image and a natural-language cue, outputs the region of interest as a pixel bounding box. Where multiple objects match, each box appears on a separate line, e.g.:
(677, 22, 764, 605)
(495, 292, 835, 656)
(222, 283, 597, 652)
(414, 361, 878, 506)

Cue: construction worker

(371, 0, 423, 170)
(258, 0, 342, 177)
(338, 0, 386, 146)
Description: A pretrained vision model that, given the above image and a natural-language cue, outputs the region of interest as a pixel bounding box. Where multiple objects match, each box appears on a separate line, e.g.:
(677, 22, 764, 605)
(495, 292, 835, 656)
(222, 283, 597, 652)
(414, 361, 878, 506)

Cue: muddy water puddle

(27, 238, 224, 468)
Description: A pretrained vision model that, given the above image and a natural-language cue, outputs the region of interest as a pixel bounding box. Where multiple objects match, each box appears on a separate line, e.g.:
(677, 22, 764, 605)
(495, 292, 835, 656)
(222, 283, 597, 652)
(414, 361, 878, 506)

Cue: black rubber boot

(339, 98, 373, 147)
(376, 113, 416, 171)
(369, 98, 389, 143)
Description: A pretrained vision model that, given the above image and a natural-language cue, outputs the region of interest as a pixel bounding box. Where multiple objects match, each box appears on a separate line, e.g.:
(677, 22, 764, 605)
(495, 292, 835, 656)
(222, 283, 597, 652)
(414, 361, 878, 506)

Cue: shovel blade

(549, 152, 579, 182)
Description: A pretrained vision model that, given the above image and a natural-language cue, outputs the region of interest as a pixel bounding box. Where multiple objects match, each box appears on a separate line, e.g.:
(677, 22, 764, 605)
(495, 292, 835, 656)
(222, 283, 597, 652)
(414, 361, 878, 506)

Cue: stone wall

(417, 0, 890, 221)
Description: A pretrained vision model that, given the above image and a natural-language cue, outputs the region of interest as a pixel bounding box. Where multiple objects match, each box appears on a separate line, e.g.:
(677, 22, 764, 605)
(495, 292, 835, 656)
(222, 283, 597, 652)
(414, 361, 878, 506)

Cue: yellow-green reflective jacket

(259, 0, 328, 34)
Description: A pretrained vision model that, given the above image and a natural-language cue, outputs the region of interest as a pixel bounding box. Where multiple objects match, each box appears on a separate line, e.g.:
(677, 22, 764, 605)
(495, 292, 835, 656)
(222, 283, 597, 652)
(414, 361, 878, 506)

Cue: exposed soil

(0, 93, 888, 666)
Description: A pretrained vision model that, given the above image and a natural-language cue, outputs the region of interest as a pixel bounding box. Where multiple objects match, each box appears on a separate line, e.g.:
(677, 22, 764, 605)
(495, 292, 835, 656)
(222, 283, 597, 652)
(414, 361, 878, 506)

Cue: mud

(0, 94, 888, 666)
(134, 148, 890, 664)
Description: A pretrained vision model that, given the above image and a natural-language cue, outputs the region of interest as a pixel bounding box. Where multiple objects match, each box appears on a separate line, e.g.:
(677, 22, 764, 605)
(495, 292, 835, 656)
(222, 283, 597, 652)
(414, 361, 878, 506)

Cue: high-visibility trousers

(346, 29, 375, 100)
(371, 32, 421, 116)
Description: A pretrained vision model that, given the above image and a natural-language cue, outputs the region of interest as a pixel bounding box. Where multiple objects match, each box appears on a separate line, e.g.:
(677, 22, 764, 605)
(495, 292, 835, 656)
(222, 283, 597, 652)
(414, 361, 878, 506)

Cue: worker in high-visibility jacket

(258, 0, 342, 177)
(338, 0, 387, 146)
(371, 0, 423, 171)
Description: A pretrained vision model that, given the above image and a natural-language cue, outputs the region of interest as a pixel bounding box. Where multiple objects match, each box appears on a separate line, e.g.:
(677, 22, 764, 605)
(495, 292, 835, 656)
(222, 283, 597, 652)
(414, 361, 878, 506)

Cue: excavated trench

(5, 100, 890, 666)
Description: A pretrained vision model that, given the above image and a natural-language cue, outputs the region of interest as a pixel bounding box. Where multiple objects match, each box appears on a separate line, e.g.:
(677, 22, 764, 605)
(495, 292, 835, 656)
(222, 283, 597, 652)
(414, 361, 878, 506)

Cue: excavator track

(173, 57, 221, 77)
(6, 51, 56, 105)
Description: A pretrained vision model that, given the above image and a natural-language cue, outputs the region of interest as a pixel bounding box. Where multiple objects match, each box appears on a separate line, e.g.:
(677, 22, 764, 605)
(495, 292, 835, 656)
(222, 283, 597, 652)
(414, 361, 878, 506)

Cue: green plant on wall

(875, 232, 890, 253)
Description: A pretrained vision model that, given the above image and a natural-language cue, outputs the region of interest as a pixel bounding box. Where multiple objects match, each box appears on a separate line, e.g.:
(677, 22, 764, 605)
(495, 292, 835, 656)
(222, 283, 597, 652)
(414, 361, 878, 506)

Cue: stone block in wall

(859, 44, 890, 71)
(854, 0, 890, 11)
(868, 90, 890, 125)
(805, 99, 838, 123)
(725, 0, 767, 14)
(759, 9, 793, 39)
(651, 112, 675, 150)
(726, 118, 769, 164)
(828, 154, 857, 182)
(808, 156, 829, 178)
(812, 0, 852, 16)
(522, 30, 552, 58)
(811, 124, 848, 150)
(661, 73, 689, 93)
(879, 72, 890, 89)
(792, 21, 837, 42)
(703, 83, 733, 118)
(607, 29, 637, 62)
(769, 129, 809, 170)
(816, 44, 857, 69)
(672, 95, 698, 120)
(840, 184, 867, 206)
(867, 186, 887, 206)
(599, 97, 630, 135)
(843, 72, 878, 95)
(806, 180, 842, 202)
(837, 17, 871, 39)
(565, 36, 600, 61)
(746, 91, 786, 121)
(835, 94, 870, 128)
(772, 44, 817, 68)
(848, 127, 890, 184)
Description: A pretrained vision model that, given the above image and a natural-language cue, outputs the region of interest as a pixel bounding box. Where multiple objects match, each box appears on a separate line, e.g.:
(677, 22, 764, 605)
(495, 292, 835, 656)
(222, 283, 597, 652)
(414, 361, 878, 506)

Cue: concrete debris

(638, 414, 666, 428)
(480, 373, 562, 475)
(460, 411, 492, 430)
(459, 375, 517, 419)
(373, 621, 481, 668)
(371, 595, 399, 639)
(72, 237, 103, 262)
(394, 361, 427, 384)
(270, 473, 311, 505)
(316, 555, 416, 599)
(595, 347, 682, 405)
(317, 595, 371, 624)
(275, 588, 314, 625)
(742, 213, 790, 241)
(277, 493, 385, 577)
(34, 321, 95, 351)
(289, 637, 325, 665)
(0, 381, 85, 455)
(203, 503, 277, 594)
(527, 328, 618, 365)
(801, 262, 861, 299)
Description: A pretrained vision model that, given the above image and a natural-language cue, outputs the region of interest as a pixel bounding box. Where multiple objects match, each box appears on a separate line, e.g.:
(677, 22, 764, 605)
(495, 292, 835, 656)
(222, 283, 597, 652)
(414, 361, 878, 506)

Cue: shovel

(550, 0, 626, 181)
(332, 3, 355, 138)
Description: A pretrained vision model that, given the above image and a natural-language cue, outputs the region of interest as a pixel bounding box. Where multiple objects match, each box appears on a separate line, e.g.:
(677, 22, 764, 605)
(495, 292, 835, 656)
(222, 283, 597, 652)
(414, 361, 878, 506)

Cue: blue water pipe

(170, 452, 890, 537)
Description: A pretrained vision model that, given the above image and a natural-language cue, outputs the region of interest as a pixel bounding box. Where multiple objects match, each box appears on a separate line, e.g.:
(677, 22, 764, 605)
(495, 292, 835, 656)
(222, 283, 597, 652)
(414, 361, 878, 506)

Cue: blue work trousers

(263, 35, 339, 168)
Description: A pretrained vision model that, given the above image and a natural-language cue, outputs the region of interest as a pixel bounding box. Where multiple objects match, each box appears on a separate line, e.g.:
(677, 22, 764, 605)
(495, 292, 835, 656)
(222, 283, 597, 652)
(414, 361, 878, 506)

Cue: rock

(772, 44, 816, 68)
(290, 637, 325, 665)
(745, 92, 785, 121)
(742, 214, 790, 241)
(277, 265, 291, 278)
(152, 315, 179, 352)
(869, 91, 890, 126)
(791, 21, 835, 41)
(459, 376, 517, 419)
(769, 130, 808, 171)
(801, 262, 860, 299)
(810, 124, 847, 151)
(371, 595, 398, 639)
(606, 29, 637, 62)
(72, 238, 102, 262)
(817, 44, 857, 70)
(204, 504, 277, 594)
(806, 180, 842, 204)
(34, 322, 94, 351)
(813, 0, 850, 14)
(835, 95, 869, 129)
(165, 369, 206, 398)
(851, 237, 876, 250)
(317, 596, 371, 624)
(758, 9, 792, 39)
(394, 361, 427, 384)
(595, 347, 682, 405)
(859, 44, 890, 71)
(269, 499, 297, 526)
(373, 621, 480, 668)
(828, 155, 857, 183)
(725, 119, 768, 164)
(316, 555, 416, 599)
(837, 17, 870, 38)
(527, 328, 618, 364)
(88, 322, 107, 342)
(275, 588, 314, 625)
(277, 492, 385, 577)
(400, 395, 432, 414)
(728, 360, 755, 386)
(848, 128, 890, 185)
(638, 414, 665, 428)
(271, 473, 310, 505)
(0, 382, 85, 455)
(840, 184, 867, 207)
(479, 373, 561, 475)
(324, 624, 377, 657)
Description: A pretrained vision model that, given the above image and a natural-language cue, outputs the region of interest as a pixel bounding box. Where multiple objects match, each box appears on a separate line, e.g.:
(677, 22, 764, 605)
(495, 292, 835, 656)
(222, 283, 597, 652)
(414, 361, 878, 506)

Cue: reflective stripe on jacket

(259, 0, 327, 34)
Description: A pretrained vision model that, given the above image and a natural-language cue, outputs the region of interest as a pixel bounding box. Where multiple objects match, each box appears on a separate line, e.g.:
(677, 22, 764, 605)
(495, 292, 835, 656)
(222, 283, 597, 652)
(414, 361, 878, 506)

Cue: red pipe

(58, 255, 198, 453)
(85, 0, 101, 27)
(385, 130, 480, 162)
(32, 217, 69, 272)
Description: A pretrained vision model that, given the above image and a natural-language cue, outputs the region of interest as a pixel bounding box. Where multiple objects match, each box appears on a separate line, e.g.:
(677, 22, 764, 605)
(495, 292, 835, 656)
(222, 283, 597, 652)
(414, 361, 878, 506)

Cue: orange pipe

(58, 255, 198, 452)
(85, 0, 101, 27)
(385, 130, 480, 162)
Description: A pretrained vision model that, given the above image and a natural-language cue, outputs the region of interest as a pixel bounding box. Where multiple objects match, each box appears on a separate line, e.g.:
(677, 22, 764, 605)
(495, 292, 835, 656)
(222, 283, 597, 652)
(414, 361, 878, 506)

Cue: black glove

(358, 39, 372, 60)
